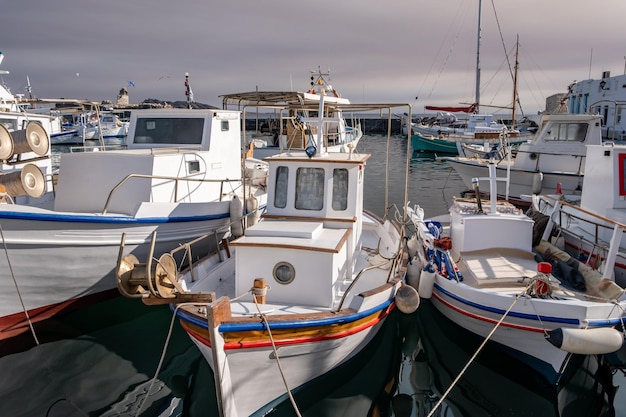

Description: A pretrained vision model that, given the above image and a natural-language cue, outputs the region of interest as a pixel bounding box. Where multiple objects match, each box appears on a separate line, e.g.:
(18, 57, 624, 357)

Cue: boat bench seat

(457, 248, 538, 287)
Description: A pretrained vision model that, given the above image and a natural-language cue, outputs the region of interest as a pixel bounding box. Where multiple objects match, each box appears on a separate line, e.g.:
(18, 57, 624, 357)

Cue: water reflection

(396, 301, 619, 417)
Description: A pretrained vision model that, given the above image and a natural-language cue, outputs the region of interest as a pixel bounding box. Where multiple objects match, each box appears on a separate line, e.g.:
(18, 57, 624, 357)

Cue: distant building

(116, 87, 129, 107)
(567, 71, 626, 141)
(545, 93, 568, 114)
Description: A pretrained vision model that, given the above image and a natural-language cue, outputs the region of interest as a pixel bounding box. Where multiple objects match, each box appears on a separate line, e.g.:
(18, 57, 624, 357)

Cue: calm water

(1, 135, 624, 416)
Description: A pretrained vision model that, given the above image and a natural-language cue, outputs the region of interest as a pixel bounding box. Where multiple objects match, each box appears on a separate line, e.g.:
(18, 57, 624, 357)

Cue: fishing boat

(0, 106, 268, 341)
(406, 163, 626, 384)
(115, 95, 420, 416)
(531, 142, 626, 289)
(443, 113, 603, 205)
(78, 112, 129, 142)
(221, 67, 362, 159)
(405, 3, 533, 156)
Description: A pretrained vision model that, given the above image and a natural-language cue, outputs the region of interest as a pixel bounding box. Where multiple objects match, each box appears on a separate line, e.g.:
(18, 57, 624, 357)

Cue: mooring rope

(0, 224, 39, 345)
(252, 293, 303, 417)
(426, 280, 535, 417)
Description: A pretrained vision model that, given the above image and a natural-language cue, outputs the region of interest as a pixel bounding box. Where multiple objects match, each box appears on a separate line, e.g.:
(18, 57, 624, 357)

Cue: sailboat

(405, 0, 532, 155)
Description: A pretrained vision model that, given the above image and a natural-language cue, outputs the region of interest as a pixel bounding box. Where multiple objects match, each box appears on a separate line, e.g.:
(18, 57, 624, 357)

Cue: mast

(510, 35, 519, 130)
(474, 0, 482, 113)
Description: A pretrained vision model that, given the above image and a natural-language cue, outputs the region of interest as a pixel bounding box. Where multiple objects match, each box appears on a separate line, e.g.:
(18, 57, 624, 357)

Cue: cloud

(1, 0, 625, 115)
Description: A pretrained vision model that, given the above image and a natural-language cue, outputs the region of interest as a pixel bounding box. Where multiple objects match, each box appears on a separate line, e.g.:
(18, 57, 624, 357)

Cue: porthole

(273, 262, 295, 285)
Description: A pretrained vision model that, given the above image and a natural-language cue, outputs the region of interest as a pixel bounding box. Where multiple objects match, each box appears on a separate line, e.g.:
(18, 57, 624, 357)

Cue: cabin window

(544, 123, 588, 142)
(221, 120, 229, 131)
(133, 117, 204, 145)
(332, 168, 349, 211)
(274, 166, 289, 208)
(295, 167, 324, 210)
(0, 119, 17, 131)
(273, 262, 296, 285)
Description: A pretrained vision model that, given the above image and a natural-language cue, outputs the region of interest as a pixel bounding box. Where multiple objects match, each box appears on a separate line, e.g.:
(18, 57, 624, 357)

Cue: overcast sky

(1, 0, 625, 116)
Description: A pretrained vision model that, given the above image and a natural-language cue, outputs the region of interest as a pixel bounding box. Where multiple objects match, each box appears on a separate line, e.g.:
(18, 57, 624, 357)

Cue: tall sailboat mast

(474, 0, 482, 114)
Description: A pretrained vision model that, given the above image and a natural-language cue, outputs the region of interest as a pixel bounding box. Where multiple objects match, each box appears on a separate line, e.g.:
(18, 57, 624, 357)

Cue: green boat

(411, 133, 459, 154)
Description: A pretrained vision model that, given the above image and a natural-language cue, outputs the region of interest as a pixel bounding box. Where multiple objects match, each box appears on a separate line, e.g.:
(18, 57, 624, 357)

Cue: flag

(127, 80, 135, 87)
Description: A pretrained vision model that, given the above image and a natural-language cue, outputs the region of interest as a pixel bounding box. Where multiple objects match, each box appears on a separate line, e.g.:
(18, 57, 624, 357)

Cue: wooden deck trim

(261, 214, 357, 223)
(230, 228, 352, 253)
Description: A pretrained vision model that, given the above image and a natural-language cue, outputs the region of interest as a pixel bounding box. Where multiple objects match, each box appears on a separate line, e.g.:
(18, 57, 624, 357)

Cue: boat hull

(430, 277, 625, 383)
(445, 158, 584, 200)
(180, 303, 392, 416)
(411, 134, 459, 154)
(0, 212, 229, 339)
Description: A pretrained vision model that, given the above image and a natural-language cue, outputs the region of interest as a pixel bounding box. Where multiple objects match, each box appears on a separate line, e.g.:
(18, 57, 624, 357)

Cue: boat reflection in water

(395, 301, 620, 417)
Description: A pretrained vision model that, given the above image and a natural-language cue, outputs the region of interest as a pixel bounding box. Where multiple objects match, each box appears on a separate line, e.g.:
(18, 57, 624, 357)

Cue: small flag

(127, 80, 136, 87)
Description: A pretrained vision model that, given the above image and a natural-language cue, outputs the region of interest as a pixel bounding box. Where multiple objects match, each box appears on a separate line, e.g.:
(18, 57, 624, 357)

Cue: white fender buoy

(230, 195, 244, 237)
(246, 194, 259, 226)
(546, 327, 624, 354)
(418, 263, 436, 299)
(406, 256, 422, 290)
(396, 283, 420, 314)
(406, 234, 418, 258)
(532, 172, 543, 194)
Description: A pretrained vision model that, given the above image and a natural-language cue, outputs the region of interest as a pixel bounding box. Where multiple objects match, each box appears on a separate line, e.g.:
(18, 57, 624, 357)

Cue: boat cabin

(514, 114, 602, 173)
(580, 144, 626, 224)
(54, 109, 244, 215)
(230, 151, 369, 308)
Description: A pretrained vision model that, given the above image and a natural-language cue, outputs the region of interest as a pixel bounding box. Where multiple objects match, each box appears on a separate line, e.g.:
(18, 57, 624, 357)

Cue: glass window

(273, 262, 295, 285)
(295, 167, 324, 210)
(544, 123, 588, 142)
(134, 117, 204, 145)
(221, 120, 229, 131)
(274, 166, 289, 208)
(332, 168, 348, 211)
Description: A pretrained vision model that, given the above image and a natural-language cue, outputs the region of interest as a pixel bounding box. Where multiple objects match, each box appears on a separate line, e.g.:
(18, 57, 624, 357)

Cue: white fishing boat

(221, 67, 362, 159)
(0, 106, 268, 341)
(78, 112, 129, 142)
(407, 163, 626, 384)
(443, 113, 603, 205)
(404, 4, 531, 155)
(115, 95, 420, 416)
(531, 142, 626, 289)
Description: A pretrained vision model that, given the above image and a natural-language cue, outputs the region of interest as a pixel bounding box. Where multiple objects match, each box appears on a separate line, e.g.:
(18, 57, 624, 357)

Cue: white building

(567, 71, 626, 141)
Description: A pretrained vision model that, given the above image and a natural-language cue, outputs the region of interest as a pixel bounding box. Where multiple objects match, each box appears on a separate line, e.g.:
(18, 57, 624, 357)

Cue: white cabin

(231, 152, 369, 308)
(54, 109, 244, 215)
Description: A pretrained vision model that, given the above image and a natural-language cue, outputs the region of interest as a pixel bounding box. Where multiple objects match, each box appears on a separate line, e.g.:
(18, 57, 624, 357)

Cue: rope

(252, 293, 303, 417)
(0, 224, 39, 345)
(426, 280, 535, 417)
(134, 303, 182, 417)
(0, 225, 90, 416)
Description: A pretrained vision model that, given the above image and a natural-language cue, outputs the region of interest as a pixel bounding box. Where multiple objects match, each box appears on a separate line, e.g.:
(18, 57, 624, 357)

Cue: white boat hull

(188, 317, 384, 416)
(0, 207, 230, 336)
(445, 158, 583, 199)
(430, 276, 624, 383)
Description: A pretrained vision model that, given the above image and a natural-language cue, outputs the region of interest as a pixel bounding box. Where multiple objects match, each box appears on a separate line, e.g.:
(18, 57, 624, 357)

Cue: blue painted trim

(174, 298, 393, 332)
(0, 204, 268, 224)
(435, 283, 626, 327)
(0, 210, 229, 224)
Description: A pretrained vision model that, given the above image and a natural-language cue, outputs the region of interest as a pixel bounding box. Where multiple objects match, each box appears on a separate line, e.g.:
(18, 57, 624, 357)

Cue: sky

(1, 0, 625, 117)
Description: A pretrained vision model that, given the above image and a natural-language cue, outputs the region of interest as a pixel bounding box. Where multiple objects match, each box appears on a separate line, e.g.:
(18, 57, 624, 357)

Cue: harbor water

(1, 134, 625, 416)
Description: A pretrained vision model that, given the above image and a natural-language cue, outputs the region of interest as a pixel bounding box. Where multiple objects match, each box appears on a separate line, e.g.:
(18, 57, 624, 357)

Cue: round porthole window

(273, 262, 295, 285)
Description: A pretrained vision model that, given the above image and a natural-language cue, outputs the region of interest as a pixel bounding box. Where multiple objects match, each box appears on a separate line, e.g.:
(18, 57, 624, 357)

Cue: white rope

(426, 281, 535, 417)
(0, 224, 39, 345)
(134, 303, 183, 417)
(252, 292, 303, 417)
